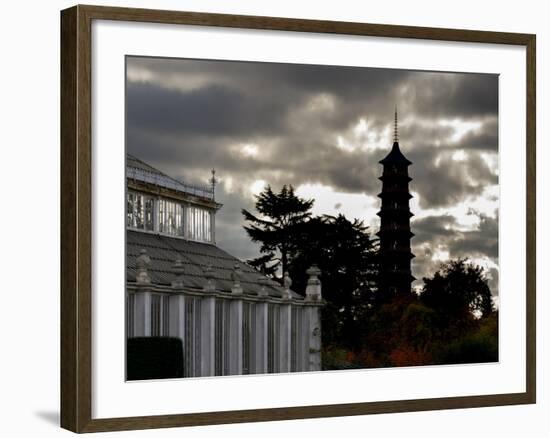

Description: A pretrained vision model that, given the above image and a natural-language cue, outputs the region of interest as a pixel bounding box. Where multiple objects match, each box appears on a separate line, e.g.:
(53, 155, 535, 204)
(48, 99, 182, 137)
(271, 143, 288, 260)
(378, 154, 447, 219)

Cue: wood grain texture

(60, 4, 537, 433)
(525, 34, 536, 404)
(60, 5, 78, 432)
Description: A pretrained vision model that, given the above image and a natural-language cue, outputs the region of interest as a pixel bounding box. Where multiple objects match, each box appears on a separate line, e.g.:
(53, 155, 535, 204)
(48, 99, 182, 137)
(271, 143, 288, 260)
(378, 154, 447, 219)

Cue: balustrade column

(253, 278, 269, 374)
(199, 264, 216, 377)
(227, 265, 244, 375)
(134, 249, 152, 336)
(168, 295, 185, 340)
(278, 273, 293, 372)
(278, 303, 292, 372)
(304, 306, 322, 371)
(305, 266, 323, 372)
(169, 259, 186, 341)
(133, 291, 152, 336)
(200, 296, 216, 376)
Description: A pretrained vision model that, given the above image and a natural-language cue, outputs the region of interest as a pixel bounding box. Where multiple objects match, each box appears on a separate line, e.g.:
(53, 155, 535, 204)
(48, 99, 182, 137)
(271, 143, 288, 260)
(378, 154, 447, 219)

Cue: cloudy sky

(126, 56, 499, 296)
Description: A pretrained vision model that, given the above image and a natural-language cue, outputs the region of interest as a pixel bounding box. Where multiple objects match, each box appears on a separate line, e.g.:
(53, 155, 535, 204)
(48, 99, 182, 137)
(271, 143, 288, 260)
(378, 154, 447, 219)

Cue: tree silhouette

(420, 258, 494, 319)
(242, 184, 313, 277)
(288, 214, 378, 348)
(242, 185, 377, 349)
(242, 186, 498, 369)
(245, 252, 278, 277)
(358, 258, 496, 368)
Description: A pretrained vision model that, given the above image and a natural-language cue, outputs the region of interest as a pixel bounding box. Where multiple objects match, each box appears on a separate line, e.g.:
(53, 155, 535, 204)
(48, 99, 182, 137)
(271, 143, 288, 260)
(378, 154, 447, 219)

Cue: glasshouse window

(186, 206, 212, 242)
(158, 199, 184, 236)
(126, 192, 154, 231)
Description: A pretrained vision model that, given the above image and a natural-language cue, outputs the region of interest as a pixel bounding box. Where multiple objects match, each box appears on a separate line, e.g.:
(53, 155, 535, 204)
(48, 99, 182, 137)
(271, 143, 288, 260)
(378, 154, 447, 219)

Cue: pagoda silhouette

(377, 109, 415, 298)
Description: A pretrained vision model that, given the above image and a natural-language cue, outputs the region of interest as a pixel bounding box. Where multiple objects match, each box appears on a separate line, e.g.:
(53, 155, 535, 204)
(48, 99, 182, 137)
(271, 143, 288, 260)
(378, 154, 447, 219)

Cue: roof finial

(393, 105, 399, 143)
(209, 168, 218, 199)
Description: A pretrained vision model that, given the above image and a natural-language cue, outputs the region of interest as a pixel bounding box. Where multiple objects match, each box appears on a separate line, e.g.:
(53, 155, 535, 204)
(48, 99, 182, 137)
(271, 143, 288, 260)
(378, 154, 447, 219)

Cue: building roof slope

(127, 154, 215, 200)
(379, 142, 413, 166)
(127, 153, 166, 175)
(127, 230, 301, 299)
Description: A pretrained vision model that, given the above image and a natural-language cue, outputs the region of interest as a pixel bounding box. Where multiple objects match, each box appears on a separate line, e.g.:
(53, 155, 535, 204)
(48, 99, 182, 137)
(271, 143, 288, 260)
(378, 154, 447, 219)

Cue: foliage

(388, 345, 433, 367)
(242, 185, 498, 370)
(420, 258, 495, 320)
(245, 252, 278, 277)
(432, 311, 499, 364)
(288, 214, 378, 349)
(321, 346, 362, 370)
(242, 185, 313, 275)
(242, 186, 378, 350)
(344, 259, 497, 369)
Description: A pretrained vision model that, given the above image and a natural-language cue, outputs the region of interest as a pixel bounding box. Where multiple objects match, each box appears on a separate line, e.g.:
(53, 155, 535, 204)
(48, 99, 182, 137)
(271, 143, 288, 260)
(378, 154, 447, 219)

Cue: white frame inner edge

(92, 19, 526, 419)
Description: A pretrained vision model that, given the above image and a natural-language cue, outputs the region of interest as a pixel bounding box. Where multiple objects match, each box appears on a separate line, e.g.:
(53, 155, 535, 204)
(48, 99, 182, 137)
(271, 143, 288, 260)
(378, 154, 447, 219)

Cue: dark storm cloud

(213, 189, 261, 262)
(411, 212, 498, 295)
(403, 72, 498, 120)
(128, 56, 413, 114)
(128, 56, 498, 123)
(127, 81, 290, 138)
(459, 118, 499, 151)
(412, 213, 498, 258)
(409, 146, 498, 209)
(412, 214, 458, 245)
(447, 214, 499, 260)
(127, 59, 498, 206)
(126, 56, 499, 294)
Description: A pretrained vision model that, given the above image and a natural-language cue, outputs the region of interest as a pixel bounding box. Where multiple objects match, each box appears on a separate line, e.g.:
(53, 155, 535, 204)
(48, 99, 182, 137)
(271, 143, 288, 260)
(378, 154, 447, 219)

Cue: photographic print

(125, 56, 499, 380)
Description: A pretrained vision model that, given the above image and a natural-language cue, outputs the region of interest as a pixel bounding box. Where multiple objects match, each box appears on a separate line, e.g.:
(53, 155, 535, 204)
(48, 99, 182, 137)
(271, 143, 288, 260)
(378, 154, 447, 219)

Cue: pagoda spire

(393, 105, 399, 143)
(376, 110, 415, 300)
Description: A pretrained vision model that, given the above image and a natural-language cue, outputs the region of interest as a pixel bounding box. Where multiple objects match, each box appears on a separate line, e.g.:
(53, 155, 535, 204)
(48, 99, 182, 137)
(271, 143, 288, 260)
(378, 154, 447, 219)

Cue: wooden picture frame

(60, 4, 536, 433)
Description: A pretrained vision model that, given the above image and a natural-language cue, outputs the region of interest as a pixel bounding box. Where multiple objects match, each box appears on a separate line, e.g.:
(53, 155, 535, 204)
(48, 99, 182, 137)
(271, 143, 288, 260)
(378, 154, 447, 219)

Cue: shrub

(127, 337, 184, 380)
(433, 328, 498, 365)
(322, 346, 362, 370)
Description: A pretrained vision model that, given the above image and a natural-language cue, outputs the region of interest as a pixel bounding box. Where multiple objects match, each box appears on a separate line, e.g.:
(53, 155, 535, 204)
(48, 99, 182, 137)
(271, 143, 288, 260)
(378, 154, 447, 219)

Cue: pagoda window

(126, 191, 154, 231)
(186, 205, 213, 243)
(158, 198, 184, 236)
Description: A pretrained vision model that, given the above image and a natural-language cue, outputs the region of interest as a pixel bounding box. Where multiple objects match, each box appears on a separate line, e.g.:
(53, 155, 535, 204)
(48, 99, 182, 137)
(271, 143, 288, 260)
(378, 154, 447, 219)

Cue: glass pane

(156, 198, 184, 236)
(184, 206, 212, 242)
(126, 193, 133, 227)
(145, 198, 154, 231)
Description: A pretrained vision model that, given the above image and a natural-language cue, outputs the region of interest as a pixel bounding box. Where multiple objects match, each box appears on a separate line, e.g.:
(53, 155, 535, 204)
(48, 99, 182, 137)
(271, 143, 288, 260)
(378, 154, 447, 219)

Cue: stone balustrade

(127, 250, 324, 377)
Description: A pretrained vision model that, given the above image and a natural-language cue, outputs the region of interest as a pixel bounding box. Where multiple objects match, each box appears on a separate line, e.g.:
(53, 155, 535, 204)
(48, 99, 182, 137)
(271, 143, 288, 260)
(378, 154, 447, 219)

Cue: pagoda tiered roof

(379, 142, 413, 166)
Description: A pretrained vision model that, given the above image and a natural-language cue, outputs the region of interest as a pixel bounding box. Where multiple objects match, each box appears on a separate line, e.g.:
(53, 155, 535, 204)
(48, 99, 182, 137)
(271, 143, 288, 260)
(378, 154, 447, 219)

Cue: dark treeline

(242, 185, 498, 369)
